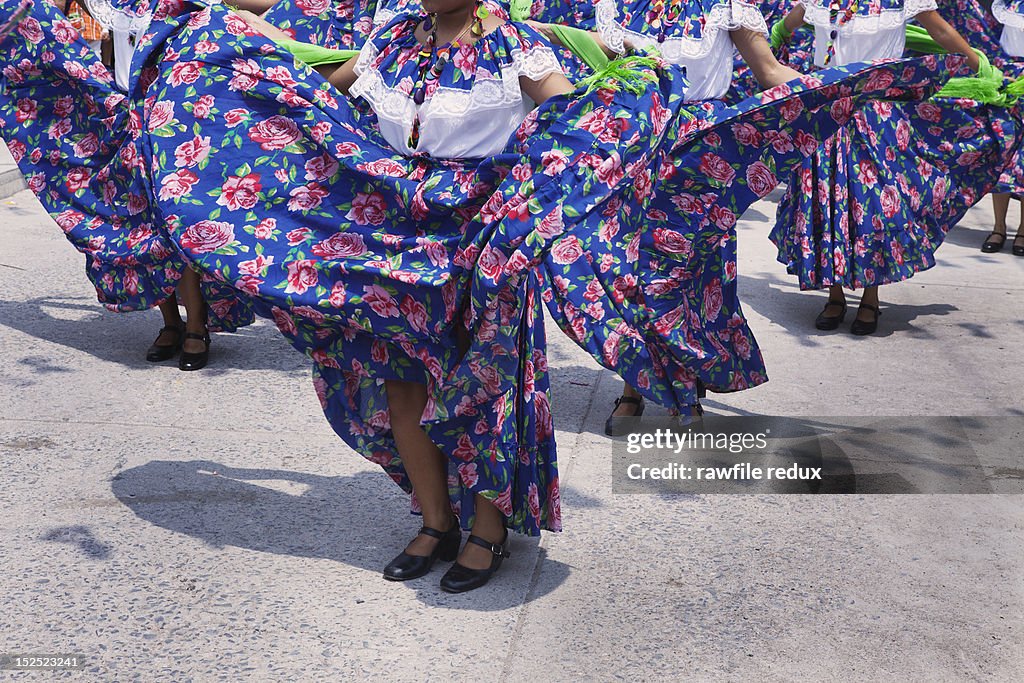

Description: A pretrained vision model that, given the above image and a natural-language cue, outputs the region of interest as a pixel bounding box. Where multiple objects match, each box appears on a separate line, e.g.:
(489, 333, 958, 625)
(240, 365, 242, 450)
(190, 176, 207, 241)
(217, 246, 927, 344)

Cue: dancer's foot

(179, 329, 211, 371)
(1013, 233, 1024, 257)
(382, 517, 461, 581)
(981, 230, 1007, 253)
(605, 395, 645, 436)
(449, 497, 507, 572)
(850, 303, 881, 336)
(439, 529, 510, 593)
(814, 298, 848, 331)
(146, 324, 184, 362)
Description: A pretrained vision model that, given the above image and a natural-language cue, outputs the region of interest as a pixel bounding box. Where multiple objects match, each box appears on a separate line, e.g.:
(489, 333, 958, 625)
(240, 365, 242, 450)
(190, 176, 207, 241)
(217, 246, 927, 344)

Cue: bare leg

(823, 283, 846, 317)
(177, 268, 208, 354)
(993, 193, 1011, 235)
(984, 194, 1011, 251)
(154, 294, 184, 346)
(457, 495, 507, 570)
(385, 379, 454, 556)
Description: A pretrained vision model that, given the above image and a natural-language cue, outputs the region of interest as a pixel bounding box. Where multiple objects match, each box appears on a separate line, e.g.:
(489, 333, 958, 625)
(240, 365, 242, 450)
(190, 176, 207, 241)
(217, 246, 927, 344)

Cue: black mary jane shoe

(146, 324, 185, 362)
(814, 299, 848, 331)
(981, 231, 1007, 253)
(178, 330, 211, 371)
(604, 395, 645, 437)
(1013, 234, 1024, 257)
(382, 520, 462, 582)
(849, 303, 881, 336)
(439, 531, 510, 594)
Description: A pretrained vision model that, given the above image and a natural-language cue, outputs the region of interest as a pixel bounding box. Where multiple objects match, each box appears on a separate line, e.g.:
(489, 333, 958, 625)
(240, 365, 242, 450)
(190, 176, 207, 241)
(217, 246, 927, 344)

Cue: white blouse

(350, 32, 564, 159)
(799, 0, 938, 68)
(992, 0, 1024, 57)
(595, 0, 768, 102)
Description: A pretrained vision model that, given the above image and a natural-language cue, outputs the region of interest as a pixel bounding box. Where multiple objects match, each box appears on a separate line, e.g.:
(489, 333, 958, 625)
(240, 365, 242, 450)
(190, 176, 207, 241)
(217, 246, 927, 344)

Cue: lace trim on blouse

(350, 40, 564, 124)
(596, 0, 768, 60)
(798, 0, 938, 35)
(993, 0, 1024, 30)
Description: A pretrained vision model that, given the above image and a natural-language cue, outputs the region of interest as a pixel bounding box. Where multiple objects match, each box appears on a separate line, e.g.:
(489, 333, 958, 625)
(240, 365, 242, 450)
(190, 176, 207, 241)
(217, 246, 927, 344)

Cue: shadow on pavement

(41, 524, 113, 560)
(0, 297, 307, 374)
(740, 272, 959, 340)
(111, 460, 570, 608)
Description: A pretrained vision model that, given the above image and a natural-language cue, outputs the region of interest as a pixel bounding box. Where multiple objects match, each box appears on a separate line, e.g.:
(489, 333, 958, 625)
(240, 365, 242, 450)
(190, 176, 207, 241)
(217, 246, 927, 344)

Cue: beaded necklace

(822, 0, 861, 66)
(408, 2, 488, 149)
(649, 0, 684, 44)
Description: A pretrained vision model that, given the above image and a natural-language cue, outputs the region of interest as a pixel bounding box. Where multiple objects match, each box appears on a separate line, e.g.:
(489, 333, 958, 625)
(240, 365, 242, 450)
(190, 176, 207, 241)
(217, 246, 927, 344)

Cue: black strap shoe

(605, 395, 645, 437)
(1013, 234, 1024, 257)
(981, 231, 1007, 253)
(382, 519, 461, 582)
(178, 331, 211, 371)
(850, 303, 881, 336)
(146, 324, 184, 362)
(439, 531, 510, 594)
(814, 298, 847, 331)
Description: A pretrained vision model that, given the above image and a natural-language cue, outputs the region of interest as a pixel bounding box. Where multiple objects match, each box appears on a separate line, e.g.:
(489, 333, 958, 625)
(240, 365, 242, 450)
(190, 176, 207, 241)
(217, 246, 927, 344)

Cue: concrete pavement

(0, 186, 1022, 681)
(0, 144, 26, 200)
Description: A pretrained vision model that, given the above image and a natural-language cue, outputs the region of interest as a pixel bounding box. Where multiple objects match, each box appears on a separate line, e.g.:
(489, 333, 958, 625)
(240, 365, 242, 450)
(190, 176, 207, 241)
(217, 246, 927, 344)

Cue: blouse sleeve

(510, 22, 569, 82)
(729, 0, 769, 36)
(798, 0, 938, 31)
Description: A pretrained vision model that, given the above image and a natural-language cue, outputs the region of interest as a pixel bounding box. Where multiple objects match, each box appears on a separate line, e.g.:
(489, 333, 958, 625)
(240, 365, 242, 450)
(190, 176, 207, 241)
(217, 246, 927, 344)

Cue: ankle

(859, 296, 879, 309)
(421, 510, 455, 532)
(468, 517, 506, 544)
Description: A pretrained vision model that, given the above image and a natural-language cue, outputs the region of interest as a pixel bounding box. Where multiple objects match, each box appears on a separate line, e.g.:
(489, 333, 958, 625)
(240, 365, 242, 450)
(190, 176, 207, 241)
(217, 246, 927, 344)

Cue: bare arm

(225, 0, 279, 14)
(326, 58, 359, 96)
(782, 6, 806, 35)
(731, 28, 802, 89)
(521, 70, 575, 105)
(916, 10, 981, 72)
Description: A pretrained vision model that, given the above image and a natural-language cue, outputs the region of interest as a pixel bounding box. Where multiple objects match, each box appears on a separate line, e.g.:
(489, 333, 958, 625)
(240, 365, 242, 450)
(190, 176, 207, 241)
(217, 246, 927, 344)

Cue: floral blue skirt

(940, 0, 1024, 196)
(0, 0, 253, 330)
(772, 91, 1023, 290)
(262, 0, 374, 50)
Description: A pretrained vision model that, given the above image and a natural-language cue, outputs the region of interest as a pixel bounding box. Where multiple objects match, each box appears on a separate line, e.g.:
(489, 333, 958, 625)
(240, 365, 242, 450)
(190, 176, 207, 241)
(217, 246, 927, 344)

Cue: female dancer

(954, 0, 1024, 256)
(525, 0, 943, 434)
(771, 1, 1020, 334)
(0, 0, 252, 367)
(0, 0, 959, 591)
(318, 0, 573, 590)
